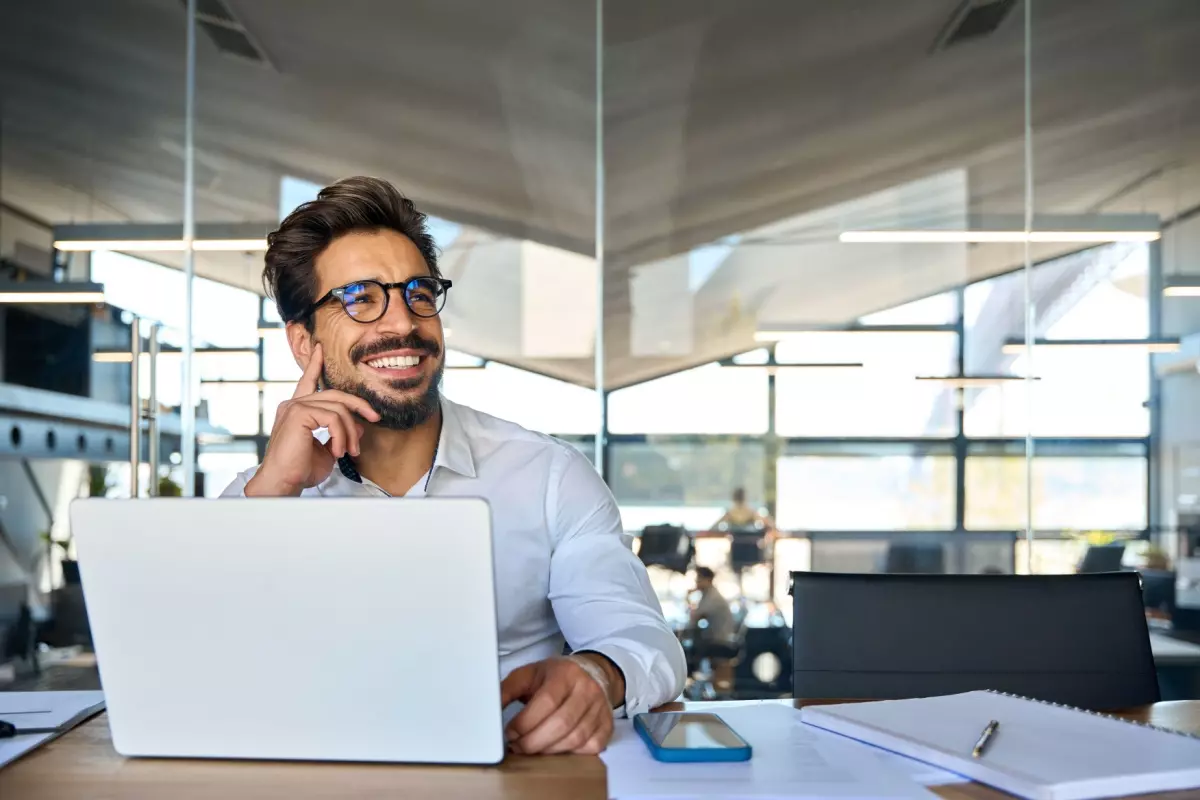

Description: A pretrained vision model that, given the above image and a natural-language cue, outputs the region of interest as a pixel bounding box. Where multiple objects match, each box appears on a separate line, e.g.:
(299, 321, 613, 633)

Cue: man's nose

(374, 287, 418, 335)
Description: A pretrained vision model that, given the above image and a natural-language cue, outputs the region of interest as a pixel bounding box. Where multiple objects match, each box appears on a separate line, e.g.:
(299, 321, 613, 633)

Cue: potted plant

(54, 466, 115, 585)
(157, 475, 183, 497)
(40, 533, 80, 585)
(88, 465, 112, 499)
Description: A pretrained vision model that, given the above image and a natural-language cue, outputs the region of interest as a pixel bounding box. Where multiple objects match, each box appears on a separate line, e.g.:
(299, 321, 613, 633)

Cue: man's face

(291, 229, 445, 430)
(696, 576, 712, 592)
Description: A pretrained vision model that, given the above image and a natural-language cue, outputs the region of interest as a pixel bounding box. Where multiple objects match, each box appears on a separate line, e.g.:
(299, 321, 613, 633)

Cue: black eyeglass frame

(300, 277, 453, 323)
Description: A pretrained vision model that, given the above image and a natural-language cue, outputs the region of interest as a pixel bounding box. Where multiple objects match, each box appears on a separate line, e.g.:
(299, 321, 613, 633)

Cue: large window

(776, 446, 956, 531)
(774, 332, 958, 437)
(441, 363, 598, 435)
(963, 245, 1150, 437)
(92, 252, 259, 348)
(263, 330, 301, 381)
(608, 364, 768, 435)
(90, 240, 1156, 561)
(857, 291, 958, 326)
(965, 453, 1148, 531)
(610, 439, 766, 531)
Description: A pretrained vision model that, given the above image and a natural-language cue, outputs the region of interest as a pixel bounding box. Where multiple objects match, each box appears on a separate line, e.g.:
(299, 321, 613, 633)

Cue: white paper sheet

(601, 704, 941, 799)
(874, 749, 967, 787)
(0, 690, 106, 770)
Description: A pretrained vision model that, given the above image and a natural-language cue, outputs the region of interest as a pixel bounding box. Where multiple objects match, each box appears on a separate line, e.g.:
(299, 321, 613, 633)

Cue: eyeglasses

(302, 277, 453, 324)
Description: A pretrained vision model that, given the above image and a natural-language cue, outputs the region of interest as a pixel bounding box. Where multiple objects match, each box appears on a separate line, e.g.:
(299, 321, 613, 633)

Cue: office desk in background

(3, 701, 1200, 800)
(1151, 632, 1200, 667)
(1151, 632, 1200, 701)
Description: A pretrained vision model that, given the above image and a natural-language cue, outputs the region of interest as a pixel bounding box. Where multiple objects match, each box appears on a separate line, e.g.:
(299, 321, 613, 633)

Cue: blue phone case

(633, 713, 753, 762)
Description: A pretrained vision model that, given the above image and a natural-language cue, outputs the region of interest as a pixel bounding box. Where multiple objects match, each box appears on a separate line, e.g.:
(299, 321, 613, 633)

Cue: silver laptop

(70, 496, 504, 764)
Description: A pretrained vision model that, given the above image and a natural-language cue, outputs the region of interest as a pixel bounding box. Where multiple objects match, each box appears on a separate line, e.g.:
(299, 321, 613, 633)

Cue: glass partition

(9, 0, 1200, 701)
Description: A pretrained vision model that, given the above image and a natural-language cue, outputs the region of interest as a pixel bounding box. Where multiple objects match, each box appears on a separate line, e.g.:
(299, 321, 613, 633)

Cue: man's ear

(286, 322, 315, 372)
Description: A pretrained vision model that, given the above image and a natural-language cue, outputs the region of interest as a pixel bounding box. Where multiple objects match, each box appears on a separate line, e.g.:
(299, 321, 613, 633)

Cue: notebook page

(803, 692, 1200, 795)
(0, 691, 106, 731)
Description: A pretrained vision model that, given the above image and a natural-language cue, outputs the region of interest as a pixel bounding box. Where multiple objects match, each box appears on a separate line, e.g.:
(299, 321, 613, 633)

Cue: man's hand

(245, 343, 381, 497)
(500, 655, 623, 755)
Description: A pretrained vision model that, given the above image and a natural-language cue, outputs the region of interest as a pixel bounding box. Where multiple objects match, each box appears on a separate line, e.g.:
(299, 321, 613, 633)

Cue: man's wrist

(244, 471, 302, 497)
(569, 652, 626, 709)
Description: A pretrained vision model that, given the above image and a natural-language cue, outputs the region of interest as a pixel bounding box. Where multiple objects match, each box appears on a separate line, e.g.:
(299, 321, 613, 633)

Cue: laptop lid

(70, 497, 503, 765)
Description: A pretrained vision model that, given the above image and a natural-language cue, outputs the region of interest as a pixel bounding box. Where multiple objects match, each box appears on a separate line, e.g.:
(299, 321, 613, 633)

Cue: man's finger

(577, 720, 613, 756)
(520, 690, 604, 758)
(507, 676, 583, 752)
(289, 404, 352, 459)
(500, 664, 538, 709)
(305, 388, 382, 422)
(300, 400, 363, 457)
(536, 693, 607, 755)
(293, 343, 324, 399)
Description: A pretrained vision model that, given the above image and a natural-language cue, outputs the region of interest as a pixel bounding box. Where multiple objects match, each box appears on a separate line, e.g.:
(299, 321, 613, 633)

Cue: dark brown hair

(263, 176, 441, 329)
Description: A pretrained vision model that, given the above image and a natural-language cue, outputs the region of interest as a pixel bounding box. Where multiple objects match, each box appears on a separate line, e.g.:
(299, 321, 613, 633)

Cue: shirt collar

(434, 396, 477, 479)
(335, 395, 476, 484)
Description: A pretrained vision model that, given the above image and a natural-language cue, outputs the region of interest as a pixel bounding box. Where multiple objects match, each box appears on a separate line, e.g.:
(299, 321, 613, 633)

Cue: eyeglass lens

(340, 278, 445, 321)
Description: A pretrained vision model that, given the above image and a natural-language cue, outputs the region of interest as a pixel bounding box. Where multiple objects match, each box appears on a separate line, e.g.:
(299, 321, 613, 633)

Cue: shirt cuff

(577, 644, 647, 717)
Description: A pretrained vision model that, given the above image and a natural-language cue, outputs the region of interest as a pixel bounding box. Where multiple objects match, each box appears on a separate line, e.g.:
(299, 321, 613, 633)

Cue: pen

(0, 720, 58, 739)
(972, 720, 1000, 758)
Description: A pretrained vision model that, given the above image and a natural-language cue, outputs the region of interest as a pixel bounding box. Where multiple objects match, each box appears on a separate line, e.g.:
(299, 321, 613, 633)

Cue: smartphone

(633, 712, 752, 762)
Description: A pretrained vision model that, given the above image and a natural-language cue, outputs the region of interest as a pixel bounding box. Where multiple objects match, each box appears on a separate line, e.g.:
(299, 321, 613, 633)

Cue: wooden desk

(4, 700, 1200, 800)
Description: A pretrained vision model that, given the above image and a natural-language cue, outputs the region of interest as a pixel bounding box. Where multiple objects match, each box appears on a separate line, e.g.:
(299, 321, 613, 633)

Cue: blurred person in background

(712, 487, 778, 546)
(713, 487, 766, 530)
(715, 484, 772, 527)
(687, 567, 738, 670)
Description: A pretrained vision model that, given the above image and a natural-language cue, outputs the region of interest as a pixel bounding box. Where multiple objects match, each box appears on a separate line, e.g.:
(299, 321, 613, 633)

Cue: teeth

(366, 355, 421, 369)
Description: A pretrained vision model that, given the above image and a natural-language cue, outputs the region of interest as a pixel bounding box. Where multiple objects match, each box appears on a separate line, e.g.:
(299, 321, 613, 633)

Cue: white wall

(0, 206, 53, 275)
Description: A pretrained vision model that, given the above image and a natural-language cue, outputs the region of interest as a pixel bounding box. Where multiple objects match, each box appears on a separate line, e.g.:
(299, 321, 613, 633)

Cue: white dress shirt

(221, 396, 686, 715)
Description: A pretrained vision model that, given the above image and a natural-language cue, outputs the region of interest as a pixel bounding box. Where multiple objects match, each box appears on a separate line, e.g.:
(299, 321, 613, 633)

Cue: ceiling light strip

(839, 230, 1160, 244)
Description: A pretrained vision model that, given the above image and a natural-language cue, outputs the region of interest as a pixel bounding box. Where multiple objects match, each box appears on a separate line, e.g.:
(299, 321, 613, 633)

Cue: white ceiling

(2, 0, 1199, 387)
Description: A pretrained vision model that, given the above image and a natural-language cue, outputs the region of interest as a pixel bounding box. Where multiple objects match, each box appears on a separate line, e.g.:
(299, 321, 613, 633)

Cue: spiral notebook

(799, 691, 1200, 800)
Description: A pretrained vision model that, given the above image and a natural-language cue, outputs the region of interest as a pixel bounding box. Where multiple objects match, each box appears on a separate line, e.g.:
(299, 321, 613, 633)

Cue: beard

(321, 333, 444, 431)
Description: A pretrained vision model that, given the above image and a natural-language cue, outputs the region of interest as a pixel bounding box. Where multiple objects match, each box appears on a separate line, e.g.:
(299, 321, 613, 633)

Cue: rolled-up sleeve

(218, 468, 257, 498)
(545, 448, 687, 715)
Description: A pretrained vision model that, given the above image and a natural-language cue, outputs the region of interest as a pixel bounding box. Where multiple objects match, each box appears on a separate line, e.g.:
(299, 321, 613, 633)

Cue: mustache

(350, 333, 440, 364)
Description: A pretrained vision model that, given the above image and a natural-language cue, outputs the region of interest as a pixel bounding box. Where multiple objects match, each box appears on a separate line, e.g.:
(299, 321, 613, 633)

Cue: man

(712, 487, 771, 531)
(689, 567, 737, 648)
(711, 487, 778, 553)
(222, 176, 685, 755)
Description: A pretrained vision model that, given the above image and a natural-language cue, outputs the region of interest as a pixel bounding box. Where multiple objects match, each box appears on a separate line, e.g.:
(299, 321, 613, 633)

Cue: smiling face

(289, 228, 445, 429)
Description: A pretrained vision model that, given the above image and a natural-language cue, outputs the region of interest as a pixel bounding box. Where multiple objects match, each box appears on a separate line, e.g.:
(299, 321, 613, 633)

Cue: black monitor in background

(1077, 544, 1126, 574)
(883, 541, 946, 574)
(0, 581, 34, 668)
(3, 305, 91, 396)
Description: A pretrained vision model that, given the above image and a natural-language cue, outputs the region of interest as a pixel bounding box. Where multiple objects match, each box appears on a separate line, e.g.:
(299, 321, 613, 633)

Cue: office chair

(1139, 569, 1175, 619)
(790, 571, 1160, 710)
(729, 532, 765, 570)
(683, 617, 746, 701)
(637, 525, 694, 575)
(882, 541, 946, 574)
(733, 625, 793, 699)
(722, 524, 770, 600)
(1077, 543, 1126, 573)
